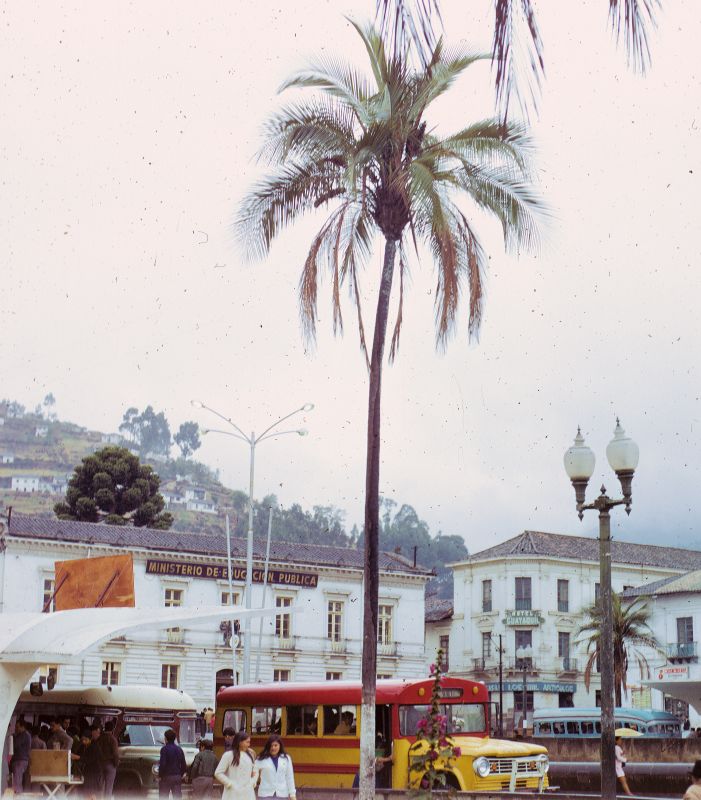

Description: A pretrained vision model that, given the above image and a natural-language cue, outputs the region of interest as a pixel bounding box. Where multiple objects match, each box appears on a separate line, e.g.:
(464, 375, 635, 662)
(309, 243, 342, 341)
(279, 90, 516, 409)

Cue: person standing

(223, 727, 236, 752)
(81, 726, 105, 799)
(159, 729, 187, 799)
(684, 760, 701, 800)
(189, 740, 218, 799)
(30, 725, 46, 751)
(214, 731, 258, 800)
(12, 719, 32, 795)
(98, 720, 120, 798)
(256, 735, 296, 800)
(615, 736, 633, 796)
(48, 718, 73, 750)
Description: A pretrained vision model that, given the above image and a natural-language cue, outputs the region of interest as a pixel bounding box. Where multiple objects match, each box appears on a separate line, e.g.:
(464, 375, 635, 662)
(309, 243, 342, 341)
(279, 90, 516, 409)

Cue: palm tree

(237, 22, 543, 797)
(577, 592, 662, 706)
(376, 0, 660, 120)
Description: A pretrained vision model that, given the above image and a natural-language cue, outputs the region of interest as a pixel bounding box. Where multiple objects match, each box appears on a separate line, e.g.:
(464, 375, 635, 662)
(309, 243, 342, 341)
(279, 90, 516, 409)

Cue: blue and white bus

(532, 707, 681, 738)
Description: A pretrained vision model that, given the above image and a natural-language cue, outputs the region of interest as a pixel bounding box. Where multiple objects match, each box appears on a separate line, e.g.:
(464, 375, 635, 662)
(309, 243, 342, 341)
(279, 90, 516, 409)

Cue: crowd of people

(157, 730, 297, 800)
(11, 716, 120, 797)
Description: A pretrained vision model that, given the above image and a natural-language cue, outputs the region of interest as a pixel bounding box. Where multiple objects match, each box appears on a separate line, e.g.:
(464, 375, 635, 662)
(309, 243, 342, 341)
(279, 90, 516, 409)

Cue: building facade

(433, 530, 701, 732)
(0, 514, 429, 708)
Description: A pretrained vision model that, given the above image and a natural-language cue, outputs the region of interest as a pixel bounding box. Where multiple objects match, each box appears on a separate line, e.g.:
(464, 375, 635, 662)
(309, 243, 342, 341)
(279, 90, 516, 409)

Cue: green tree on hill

(119, 406, 171, 457)
(174, 421, 202, 459)
(54, 446, 173, 529)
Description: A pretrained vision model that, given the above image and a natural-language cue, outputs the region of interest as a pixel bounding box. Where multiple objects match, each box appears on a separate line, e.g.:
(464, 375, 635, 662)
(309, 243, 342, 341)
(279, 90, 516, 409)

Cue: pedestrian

(189, 739, 218, 800)
(48, 717, 74, 750)
(615, 736, 633, 796)
(223, 727, 236, 752)
(204, 708, 215, 732)
(98, 720, 120, 798)
(256, 734, 296, 800)
(684, 760, 701, 800)
(159, 729, 187, 799)
(81, 726, 105, 799)
(214, 731, 258, 800)
(31, 724, 47, 751)
(12, 719, 32, 795)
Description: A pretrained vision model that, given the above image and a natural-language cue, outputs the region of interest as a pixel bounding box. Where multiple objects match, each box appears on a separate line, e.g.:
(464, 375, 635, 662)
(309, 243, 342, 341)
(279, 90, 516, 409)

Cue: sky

(1, 0, 700, 554)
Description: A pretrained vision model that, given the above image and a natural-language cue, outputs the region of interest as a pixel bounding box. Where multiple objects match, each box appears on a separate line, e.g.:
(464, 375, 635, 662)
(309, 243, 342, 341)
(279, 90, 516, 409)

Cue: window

(558, 631, 571, 658)
(557, 579, 569, 612)
(161, 664, 180, 689)
(378, 605, 393, 645)
(327, 600, 344, 642)
(399, 704, 485, 736)
(326, 672, 342, 681)
(439, 635, 450, 672)
(581, 720, 595, 734)
(286, 705, 318, 735)
(678, 617, 694, 644)
(275, 597, 293, 639)
(482, 580, 492, 612)
(252, 707, 281, 735)
(164, 588, 184, 637)
(42, 578, 55, 613)
(595, 690, 602, 708)
(101, 661, 120, 685)
(377, 673, 392, 679)
(223, 709, 246, 730)
(482, 632, 492, 660)
(513, 692, 534, 712)
(558, 692, 574, 708)
(273, 669, 290, 682)
(515, 629, 532, 667)
(323, 704, 356, 735)
(515, 577, 532, 611)
(39, 664, 58, 686)
(221, 590, 240, 606)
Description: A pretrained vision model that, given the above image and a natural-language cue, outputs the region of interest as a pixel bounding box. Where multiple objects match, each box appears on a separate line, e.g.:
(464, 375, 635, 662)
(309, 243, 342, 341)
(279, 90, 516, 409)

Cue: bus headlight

(472, 757, 490, 778)
(536, 754, 549, 774)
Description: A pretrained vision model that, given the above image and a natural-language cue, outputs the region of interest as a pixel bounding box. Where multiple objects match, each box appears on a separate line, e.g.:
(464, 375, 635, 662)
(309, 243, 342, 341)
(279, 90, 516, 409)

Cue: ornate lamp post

(564, 420, 639, 800)
(192, 400, 314, 683)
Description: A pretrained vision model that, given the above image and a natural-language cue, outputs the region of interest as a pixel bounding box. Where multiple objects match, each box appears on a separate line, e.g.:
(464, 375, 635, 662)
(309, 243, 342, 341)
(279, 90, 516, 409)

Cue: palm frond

(375, 0, 442, 66)
(609, 0, 660, 73)
(428, 118, 535, 172)
(492, 0, 544, 123)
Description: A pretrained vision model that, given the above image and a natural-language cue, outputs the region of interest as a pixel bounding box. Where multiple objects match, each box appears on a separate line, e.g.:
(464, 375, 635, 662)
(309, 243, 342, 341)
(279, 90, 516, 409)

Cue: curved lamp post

(192, 400, 314, 684)
(563, 419, 639, 800)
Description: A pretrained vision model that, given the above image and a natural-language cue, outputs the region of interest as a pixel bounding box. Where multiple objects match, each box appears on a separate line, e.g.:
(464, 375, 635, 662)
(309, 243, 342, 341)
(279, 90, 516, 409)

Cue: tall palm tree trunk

(360, 237, 396, 800)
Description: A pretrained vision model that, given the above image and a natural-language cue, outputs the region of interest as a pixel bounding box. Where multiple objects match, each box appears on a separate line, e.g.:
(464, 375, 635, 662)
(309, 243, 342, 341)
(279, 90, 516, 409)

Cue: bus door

(376, 705, 392, 788)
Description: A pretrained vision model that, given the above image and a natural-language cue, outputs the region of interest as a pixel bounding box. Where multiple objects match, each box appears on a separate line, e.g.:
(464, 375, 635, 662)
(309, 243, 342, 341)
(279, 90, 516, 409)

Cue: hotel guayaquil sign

(503, 609, 545, 626)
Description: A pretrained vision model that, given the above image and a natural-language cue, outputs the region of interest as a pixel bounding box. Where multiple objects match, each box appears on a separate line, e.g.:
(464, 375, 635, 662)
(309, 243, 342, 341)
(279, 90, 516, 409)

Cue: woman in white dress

(256, 735, 296, 800)
(215, 731, 259, 800)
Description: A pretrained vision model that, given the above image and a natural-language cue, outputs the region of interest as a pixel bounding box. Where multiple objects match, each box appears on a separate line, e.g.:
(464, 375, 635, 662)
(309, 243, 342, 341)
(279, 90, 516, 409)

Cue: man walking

(98, 721, 120, 798)
(158, 729, 186, 799)
(12, 719, 32, 794)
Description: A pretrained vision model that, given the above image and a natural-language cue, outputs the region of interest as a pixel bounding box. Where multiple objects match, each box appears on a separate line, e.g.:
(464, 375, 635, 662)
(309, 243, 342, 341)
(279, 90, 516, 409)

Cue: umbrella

(615, 727, 643, 738)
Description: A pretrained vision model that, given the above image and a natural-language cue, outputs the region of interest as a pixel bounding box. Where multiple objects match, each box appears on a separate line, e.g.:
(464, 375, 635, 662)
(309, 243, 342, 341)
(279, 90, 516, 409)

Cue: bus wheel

(438, 773, 460, 791)
(115, 775, 143, 796)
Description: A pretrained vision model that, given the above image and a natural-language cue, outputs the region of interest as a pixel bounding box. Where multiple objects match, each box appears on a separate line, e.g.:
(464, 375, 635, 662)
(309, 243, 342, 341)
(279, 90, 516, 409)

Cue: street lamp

(564, 419, 639, 800)
(192, 400, 314, 684)
(515, 645, 533, 735)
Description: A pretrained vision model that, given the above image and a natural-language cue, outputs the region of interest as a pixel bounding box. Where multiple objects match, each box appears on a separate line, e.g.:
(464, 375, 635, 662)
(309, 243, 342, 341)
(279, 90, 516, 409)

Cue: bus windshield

(399, 703, 486, 736)
(119, 724, 174, 747)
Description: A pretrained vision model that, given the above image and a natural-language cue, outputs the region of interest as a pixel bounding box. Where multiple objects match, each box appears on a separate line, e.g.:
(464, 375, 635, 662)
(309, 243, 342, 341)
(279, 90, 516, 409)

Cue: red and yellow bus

(216, 678, 549, 792)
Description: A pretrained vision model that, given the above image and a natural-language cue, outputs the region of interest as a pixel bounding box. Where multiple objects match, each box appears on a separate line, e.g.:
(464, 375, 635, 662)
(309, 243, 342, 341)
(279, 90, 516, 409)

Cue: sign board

(486, 681, 577, 693)
(145, 559, 319, 588)
(54, 554, 135, 610)
(656, 665, 689, 681)
(503, 610, 545, 627)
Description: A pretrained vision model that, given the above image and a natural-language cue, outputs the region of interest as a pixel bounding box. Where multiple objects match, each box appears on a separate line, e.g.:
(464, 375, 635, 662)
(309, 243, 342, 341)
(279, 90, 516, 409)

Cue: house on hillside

(184, 486, 217, 515)
(38, 476, 68, 495)
(1, 453, 14, 464)
(34, 426, 48, 438)
(162, 485, 186, 508)
(12, 475, 40, 492)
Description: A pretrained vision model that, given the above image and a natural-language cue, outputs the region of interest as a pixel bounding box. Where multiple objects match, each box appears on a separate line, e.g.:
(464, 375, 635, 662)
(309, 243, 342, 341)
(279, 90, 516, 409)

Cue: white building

(1, 454, 14, 464)
(11, 475, 40, 493)
(431, 529, 701, 733)
(623, 571, 701, 726)
(0, 513, 429, 708)
(34, 426, 48, 438)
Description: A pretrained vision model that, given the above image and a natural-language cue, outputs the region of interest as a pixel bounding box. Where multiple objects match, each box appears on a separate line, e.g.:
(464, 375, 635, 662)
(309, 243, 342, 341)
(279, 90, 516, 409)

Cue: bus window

(553, 722, 565, 735)
(399, 704, 486, 736)
(566, 721, 579, 735)
(252, 707, 282, 735)
(223, 709, 247, 732)
(581, 721, 595, 735)
(538, 722, 552, 734)
(595, 722, 601, 733)
(286, 705, 318, 736)
(323, 705, 356, 735)
(178, 717, 197, 745)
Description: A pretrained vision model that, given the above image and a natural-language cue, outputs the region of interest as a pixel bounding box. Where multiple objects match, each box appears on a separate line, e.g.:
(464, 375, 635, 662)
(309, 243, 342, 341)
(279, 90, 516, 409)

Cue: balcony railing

(666, 641, 697, 660)
(558, 657, 578, 673)
(378, 642, 398, 657)
(326, 639, 347, 655)
(472, 658, 496, 672)
(166, 628, 184, 644)
(274, 637, 297, 651)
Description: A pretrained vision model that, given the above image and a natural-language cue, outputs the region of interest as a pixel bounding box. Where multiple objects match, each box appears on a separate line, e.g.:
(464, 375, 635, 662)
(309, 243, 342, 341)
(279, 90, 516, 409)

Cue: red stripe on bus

(295, 764, 357, 774)
(282, 737, 360, 748)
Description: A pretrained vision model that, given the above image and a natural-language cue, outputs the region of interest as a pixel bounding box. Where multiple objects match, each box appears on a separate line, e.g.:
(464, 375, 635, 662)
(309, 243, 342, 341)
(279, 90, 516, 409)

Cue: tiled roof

(6, 513, 430, 576)
(425, 597, 453, 623)
(622, 570, 701, 598)
(466, 530, 701, 571)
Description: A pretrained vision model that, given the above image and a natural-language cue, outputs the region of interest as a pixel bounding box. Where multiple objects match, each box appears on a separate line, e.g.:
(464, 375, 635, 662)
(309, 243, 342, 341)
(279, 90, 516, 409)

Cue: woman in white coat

(215, 731, 259, 800)
(256, 735, 296, 800)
